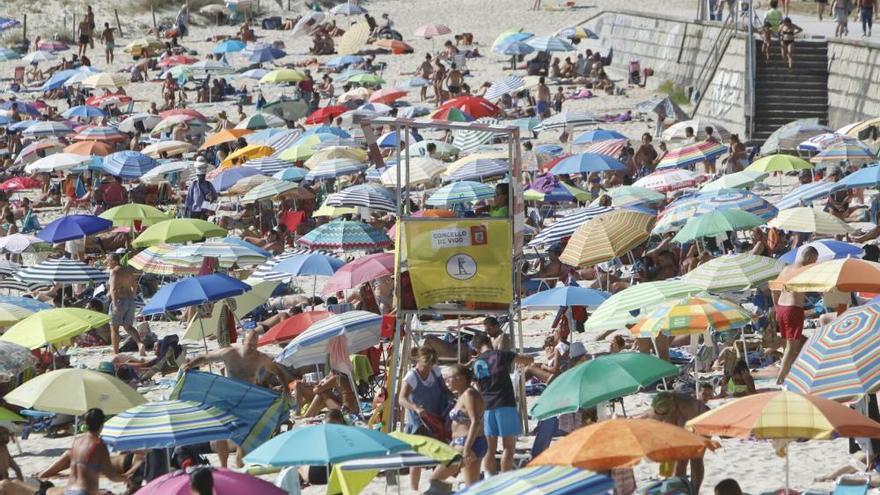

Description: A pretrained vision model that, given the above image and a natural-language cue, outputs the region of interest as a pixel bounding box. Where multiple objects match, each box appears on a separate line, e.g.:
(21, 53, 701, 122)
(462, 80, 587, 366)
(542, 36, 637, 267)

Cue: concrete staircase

(752, 39, 829, 143)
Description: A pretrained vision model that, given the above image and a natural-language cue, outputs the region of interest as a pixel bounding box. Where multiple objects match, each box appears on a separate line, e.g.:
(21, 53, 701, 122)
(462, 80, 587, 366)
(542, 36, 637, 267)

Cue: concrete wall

(826, 39, 880, 129)
(583, 11, 746, 136)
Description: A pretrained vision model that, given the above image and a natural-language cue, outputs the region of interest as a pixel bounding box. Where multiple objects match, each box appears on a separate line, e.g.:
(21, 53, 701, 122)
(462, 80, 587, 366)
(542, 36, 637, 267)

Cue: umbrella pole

(651, 338, 669, 390)
(785, 443, 790, 494)
(197, 314, 213, 372)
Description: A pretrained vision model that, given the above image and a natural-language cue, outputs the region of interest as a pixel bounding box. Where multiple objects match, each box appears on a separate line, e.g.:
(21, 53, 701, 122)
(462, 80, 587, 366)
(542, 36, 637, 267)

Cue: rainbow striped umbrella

(72, 126, 127, 142)
(559, 210, 654, 268)
(786, 303, 880, 401)
(657, 141, 728, 169)
(102, 400, 237, 451)
(633, 168, 706, 193)
(630, 295, 752, 338)
(810, 140, 875, 164)
(128, 244, 200, 276)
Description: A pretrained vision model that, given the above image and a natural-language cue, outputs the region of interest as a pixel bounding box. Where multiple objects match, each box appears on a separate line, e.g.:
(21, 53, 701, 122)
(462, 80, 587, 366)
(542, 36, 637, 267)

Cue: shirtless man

(0, 427, 26, 494)
(484, 316, 512, 352)
(182, 331, 289, 466)
(36, 408, 127, 495)
(535, 77, 551, 118)
(416, 55, 432, 101)
(773, 245, 817, 384)
(446, 63, 464, 97)
(108, 254, 145, 356)
(432, 60, 447, 105)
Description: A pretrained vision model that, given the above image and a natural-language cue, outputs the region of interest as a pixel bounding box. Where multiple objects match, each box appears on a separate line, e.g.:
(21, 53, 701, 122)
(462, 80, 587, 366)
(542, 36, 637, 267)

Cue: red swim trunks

(776, 305, 805, 341)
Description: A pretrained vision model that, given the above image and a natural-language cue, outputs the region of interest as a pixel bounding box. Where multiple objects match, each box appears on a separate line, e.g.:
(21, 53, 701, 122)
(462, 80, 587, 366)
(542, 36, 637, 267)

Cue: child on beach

(761, 22, 773, 61)
(553, 86, 565, 113)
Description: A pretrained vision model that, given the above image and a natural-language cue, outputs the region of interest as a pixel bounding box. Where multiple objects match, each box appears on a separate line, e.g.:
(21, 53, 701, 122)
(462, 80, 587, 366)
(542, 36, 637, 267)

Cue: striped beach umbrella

(524, 182, 591, 203)
(662, 119, 730, 141)
(379, 158, 446, 186)
(783, 258, 880, 293)
(262, 253, 345, 282)
(560, 210, 654, 268)
(452, 117, 500, 152)
(102, 400, 236, 451)
(240, 179, 302, 204)
(633, 168, 706, 193)
(550, 153, 626, 175)
(655, 189, 777, 233)
(15, 258, 109, 284)
(598, 186, 664, 207)
(141, 140, 192, 158)
(774, 181, 836, 210)
(584, 138, 627, 158)
(326, 184, 396, 212)
(786, 303, 880, 401)
(584, 280, 702, 333)
(275, 311, 382, 367)
(682, 253, 782, 292)
(426, 181, 495, 207)
(304, 158, 366, 181)
(656, 141, 728, 169)
(458, 467, 612, 495)
(484, 75, 525, 101)
(73, 126, 127, 142)
(528, 206, 613, 246)
(443, 158, 509, 183)
(103, 151, 159, 179)
(630, 296, 752, 338)
(140, 160, 198, 185)
(298, 220, 391, 251)
(242, 157, 291, 175)
(525, 35, 576, 52)
(760, 118, 830, 155)
(163, 242, 268, 267)
(779, 239, 864, 264)
(536, 111, 601, 131)
(811, 140, 875, 164)
(672, 209, 765, 243)
(21, 121, 73, 138)
(834, 164, 880, 190)
(248, 128, 301, 151)
(62, 105, 105, 119)
(797, 132, 861, 154)
(128, 244, 199, 276)
(768, 206, 853, 235)
(573, 129, 627, 145)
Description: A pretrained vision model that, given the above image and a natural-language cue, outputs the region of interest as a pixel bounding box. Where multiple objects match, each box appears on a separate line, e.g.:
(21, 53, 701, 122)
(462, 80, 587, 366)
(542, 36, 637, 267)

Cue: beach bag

(640, 477, 693, 495)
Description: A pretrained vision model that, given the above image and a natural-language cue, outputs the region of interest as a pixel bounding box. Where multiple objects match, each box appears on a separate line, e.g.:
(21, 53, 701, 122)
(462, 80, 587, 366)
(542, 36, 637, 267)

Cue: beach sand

(0, 0, 856, 493)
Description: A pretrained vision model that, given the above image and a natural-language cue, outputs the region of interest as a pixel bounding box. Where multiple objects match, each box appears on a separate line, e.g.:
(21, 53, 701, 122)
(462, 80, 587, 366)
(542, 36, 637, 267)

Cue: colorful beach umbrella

(584, 280, 702, 333)
(15, 258, 109, 285)
(163, 242, 268, 267)
(127, 244, 199, 276)
(531, 419, 717, 470)
(0, 341, 37, 382)
(656, 141, 728, 169)
(275, 311, 382, 368)
(633, 168, 706, 193)
(102, 400, 237, 451)
(811, 140, 875, 164)
(630, 295, 752, 337)
(138, 468, 285, 495)
(4, 368, 145, 415)
(298, 220, 392, 251)
(458, 468, 612, 495)
(559, 210, 654, 268)
(786, 303, 880, 401)
(73, 126, 127, 142)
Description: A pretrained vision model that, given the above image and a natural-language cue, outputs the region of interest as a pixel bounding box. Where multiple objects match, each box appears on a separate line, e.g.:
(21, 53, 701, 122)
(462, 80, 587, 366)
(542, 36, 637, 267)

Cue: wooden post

(287, 0, 291, 10)
(63, 16, 67, 42)
(150, 1, 157, 34)
(72, 13, 77, 42)
(114, 9, 123, 38)
(22, 14, 26, 44)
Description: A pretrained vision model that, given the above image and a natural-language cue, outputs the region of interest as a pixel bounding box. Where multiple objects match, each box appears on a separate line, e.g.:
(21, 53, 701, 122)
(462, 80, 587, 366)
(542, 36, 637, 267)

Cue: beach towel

(171, 370, 288, 454)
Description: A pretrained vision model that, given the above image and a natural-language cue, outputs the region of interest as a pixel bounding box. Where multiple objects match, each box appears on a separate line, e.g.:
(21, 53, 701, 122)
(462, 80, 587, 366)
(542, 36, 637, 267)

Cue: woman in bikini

(778, 17, 803, 69)
(430, 364, 486, 488)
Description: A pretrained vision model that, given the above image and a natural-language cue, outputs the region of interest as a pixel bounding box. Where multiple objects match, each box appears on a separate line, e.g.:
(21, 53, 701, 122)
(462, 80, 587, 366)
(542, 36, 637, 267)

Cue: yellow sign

(401, 219, 513, 308)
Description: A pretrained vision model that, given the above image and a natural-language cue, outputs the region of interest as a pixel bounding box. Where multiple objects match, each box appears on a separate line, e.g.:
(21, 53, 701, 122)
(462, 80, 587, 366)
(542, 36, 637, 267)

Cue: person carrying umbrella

(184, 158, 218, 220)
(648, 392, 709, 494)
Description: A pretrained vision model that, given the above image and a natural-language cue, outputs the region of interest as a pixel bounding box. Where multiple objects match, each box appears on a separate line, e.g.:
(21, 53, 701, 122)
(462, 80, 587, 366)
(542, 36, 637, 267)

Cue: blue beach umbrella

(427, 181, 495, 206)
(501, 41, 535, 56)
(834, 164, 880, 190)
(525, 35, 575, 52)
(243, 423, 407, 466)
(273, 167, 308, 182)
(141, 274, 251, 315)
(266, 253, 345, 279)
(62, 105, 106, 119)
(211, 167, 262, 192)
(101, 400, 237, 451)
(1, 101, 40, 117)
(326, 54, 363, 68)
(550, 153, 626, 175)
(573, 129, 627, 145)
(458, 467, 613, 495)
(0, 296, 53, 312)
(275, 311, 383, 367)
(102, 151, 158, 179)
(212, 39, 246, 54)
(37, 214, 112, 243)
(221, 237, 272, 258)
(521, 286, 610, 310)
(302, 125, 351, 139)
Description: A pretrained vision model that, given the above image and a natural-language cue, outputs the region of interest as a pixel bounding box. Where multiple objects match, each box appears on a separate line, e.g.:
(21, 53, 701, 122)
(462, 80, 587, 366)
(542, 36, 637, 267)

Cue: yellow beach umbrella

(81, 72, 129, 89)
(767, 206, 853, 235)
(5, 368, 146, 415)
(305, 146, 368, 169)
(221, 144, 274, 168)
(560, 210, 654, 268)
(446, 151, 508, 175)
(200, 129, 254, 151)
(0, 308, 110, 350)
(0, 303, 33, 326)
(260, 69, 305, 84)
(124, 38, 164, 56)
(338, 21, 371, 55)
(314, 203, 357, 218)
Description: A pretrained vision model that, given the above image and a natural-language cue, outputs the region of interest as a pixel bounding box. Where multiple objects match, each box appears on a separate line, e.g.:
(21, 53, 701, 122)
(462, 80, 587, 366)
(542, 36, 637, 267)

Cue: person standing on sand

(108, 253, 145, 356)
(432, 59, 447, 105)
(536, 77, 551, 118)
(85, 5, 96, 50)
(774, 246, 817, 384)
(100, 23, 115, 65)
(77, 19, 91, 58)
(650, 393, 708, 494)
(416, 54, 433, 102)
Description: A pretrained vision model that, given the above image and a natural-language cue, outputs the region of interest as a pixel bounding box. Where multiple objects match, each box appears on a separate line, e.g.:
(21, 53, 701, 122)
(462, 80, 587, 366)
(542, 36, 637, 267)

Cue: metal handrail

(691, 16, 736, 109)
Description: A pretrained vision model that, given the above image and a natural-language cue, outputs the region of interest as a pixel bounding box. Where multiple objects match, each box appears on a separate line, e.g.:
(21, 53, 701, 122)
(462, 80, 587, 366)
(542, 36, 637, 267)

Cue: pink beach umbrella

(138, 468, 286, 495)
(414, 23, 451, 38)
(322, 252, 394, 295)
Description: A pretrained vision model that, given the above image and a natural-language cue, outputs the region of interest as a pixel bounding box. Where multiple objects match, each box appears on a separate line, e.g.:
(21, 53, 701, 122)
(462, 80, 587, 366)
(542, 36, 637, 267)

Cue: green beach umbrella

(745, 154, 813, 174)
(0, 407, 24, 423)
(347, 73, 385, 86)
(592, 185, 665, 207)
(100, 203, 170, 227)
(584, 280, 702, 333)
(530, 353, 679, 420)
(672, 209, 766, 244)
(132, 219, 227, 248)
(682, 253, 782, 292)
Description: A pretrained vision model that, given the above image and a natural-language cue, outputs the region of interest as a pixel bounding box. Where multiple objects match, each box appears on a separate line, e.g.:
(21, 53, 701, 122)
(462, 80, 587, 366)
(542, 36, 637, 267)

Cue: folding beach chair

(834, 475, 870, 495)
